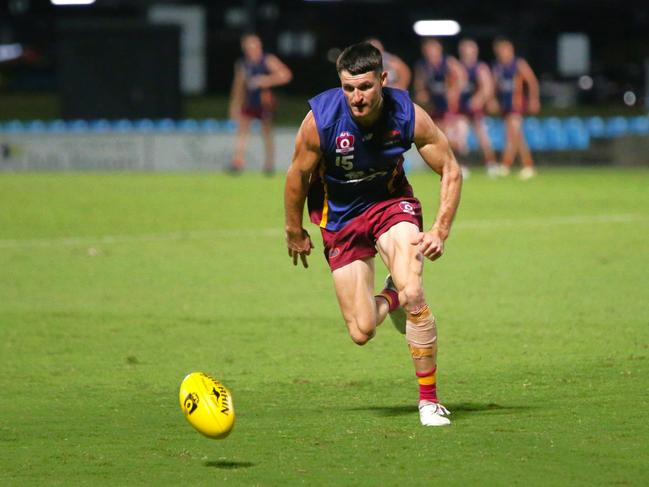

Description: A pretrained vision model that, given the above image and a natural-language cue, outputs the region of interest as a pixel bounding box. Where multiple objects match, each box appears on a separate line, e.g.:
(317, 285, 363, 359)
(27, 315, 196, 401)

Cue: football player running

(284, 42, 462, 426)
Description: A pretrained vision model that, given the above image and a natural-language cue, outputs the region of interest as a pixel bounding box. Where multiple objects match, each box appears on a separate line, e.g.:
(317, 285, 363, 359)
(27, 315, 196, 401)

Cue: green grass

(1, 168, 648, 486)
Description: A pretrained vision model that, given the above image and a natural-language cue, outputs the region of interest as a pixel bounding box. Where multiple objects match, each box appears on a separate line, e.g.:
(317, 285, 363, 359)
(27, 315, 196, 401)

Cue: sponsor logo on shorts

(335, 132, 355, 155)
(329, 247, 341, 258)
(399, 201, 416, 216)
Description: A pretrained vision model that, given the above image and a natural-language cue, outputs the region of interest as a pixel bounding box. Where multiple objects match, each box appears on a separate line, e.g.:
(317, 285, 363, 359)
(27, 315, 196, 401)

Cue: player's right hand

(286, 227, 314, 268)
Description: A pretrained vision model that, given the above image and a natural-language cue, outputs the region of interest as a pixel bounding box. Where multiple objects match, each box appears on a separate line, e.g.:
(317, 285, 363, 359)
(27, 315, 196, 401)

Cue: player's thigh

(376, 221, 424, 303)
(332, 258, 377, 335)
(505, 114, 522, 136)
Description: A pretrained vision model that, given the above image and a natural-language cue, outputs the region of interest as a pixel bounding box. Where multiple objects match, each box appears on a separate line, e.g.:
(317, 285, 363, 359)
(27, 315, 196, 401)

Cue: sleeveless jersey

(239, 55, 271, 109)
(459, 61, 485, 113)
(492, 58, 523, 113)
(307, 87, 416, 232)
(416, 57, 449, 113)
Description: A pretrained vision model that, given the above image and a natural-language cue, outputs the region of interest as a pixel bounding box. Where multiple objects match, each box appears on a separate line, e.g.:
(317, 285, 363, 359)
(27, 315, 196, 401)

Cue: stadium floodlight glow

(50, 0, 96, 6)
(0, 44, 23, 63)
(413, 20, 461, 37)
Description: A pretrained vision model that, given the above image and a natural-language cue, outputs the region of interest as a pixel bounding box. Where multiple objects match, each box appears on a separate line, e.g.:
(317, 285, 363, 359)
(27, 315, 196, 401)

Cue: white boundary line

(0, 214, 646, 249)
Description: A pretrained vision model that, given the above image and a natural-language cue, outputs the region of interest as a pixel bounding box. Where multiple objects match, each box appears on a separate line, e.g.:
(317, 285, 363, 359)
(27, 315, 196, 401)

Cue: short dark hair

(493, 36, 512, 45)
(336, 42, 383, 76)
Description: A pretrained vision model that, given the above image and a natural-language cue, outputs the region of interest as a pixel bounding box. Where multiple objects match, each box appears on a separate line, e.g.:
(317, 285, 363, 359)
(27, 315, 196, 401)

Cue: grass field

(1, 168, 648, 486)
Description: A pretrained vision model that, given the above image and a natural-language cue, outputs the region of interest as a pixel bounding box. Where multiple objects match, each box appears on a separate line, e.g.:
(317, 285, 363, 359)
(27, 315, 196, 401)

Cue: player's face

(459, 41, 478, 64)
(339, 69, 387, 124)
(494, 42, 514, 63)
(242, 36, 263, 62)
(422, 41, 442, 64)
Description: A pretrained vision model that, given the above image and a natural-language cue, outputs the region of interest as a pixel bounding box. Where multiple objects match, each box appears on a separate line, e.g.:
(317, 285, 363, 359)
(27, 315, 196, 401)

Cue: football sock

(376, 288, 399, 313)
(416, 368, 438, 403)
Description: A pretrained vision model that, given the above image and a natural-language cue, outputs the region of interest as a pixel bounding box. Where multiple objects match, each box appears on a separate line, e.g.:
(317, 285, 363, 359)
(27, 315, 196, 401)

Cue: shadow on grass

(348, 402, 533, 419)
(204, 460, 255, 469)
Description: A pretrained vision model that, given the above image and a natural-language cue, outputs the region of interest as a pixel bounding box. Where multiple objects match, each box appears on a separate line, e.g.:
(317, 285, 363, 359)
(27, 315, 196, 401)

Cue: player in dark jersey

(413, 38, 465, 122)
(229, 34, 292, 174)
(284, 43, 462, 426)
(413, 38, 467, 175)
(367, 38, 411, 90)
(492, 37, 540, 179)
(457, 38, 498, 175)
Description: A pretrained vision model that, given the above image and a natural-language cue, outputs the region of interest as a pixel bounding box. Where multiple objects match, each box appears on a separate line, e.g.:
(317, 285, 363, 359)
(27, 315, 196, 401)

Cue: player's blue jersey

(415, 57, 449, 114)
(307, 87, 415, 232)
(492, 58, 522, 113)
(239, 55, 270, 108)
(459, 61, 483, 112)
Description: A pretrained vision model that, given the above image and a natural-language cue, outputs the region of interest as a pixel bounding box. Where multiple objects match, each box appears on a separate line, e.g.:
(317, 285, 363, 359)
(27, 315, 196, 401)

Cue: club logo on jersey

(335, 131, 355, 170)
(335, 132, 355, 155)
(383, 128, 402, 147)
(329, 247, 341, 259)
(399, 201, 416, 216)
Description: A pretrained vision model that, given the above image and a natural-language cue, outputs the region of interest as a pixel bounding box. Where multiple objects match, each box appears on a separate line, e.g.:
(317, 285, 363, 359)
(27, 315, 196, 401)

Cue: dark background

(1, 0, 648, 116)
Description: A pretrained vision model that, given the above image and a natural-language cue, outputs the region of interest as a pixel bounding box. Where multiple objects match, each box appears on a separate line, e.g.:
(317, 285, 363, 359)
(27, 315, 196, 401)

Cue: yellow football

(179, 372, 235, 439)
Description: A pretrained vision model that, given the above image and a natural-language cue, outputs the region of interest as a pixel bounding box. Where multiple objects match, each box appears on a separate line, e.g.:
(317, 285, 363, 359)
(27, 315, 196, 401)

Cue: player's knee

(400, 284, 425, 311)
(349, 328, 373, 346)
(346, 318, 375, 346)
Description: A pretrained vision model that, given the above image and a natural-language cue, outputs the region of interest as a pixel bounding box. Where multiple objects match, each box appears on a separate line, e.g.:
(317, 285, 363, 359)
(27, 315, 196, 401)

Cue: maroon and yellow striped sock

(376, 288, 399, 313)
(416, 367, 438, 403)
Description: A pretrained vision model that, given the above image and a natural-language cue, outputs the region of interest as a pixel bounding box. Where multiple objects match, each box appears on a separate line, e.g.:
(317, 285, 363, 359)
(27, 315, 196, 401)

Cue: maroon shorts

(241, 105, 274, 120)
(241, 90, 276, 120)
(320, 197, 423, 272)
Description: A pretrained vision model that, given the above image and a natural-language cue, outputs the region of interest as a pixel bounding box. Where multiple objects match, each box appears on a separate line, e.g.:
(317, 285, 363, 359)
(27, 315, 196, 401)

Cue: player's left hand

(286, 227, 314, 268)
(411, 229, 445, 261)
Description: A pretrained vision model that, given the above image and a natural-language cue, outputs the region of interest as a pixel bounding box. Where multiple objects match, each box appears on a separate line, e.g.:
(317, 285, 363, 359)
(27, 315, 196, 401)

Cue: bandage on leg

(406, 305, 437, 360)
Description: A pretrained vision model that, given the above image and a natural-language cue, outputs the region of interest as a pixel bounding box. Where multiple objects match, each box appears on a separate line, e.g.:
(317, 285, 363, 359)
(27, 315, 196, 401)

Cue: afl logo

(399, 201, 416, 216)
(329, 247, 341, 259)
(336, 132, 355, 155)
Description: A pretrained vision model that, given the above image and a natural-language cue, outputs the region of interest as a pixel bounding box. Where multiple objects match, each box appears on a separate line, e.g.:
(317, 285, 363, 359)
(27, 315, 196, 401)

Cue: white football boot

(518, 167, 537, 180)
(384, 275, 406, 334)
(419, 401, 451, 426)
(486, 162, 500, 178)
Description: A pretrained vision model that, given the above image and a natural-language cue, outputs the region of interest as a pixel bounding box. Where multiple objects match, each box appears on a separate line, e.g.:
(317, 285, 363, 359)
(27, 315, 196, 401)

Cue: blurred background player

(229, 33, 292, 174)
(413, 38, 467, 176)
(457, 38, 498, 176)
(492, 37, 541, 180)
(367, 37, 412, 90)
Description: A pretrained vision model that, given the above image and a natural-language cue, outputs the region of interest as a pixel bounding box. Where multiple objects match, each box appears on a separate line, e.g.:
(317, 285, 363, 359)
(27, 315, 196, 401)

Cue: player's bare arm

(412, 103, 463, 260)
(284, 111, 321, 268)
(228, 62, 246, 120)
(252, 54, 293, 89)
(473, 63, 495, 111)
(519, 59, 540, 114)
(446, 57, 466, 113)
(413, 65, 430, 106)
